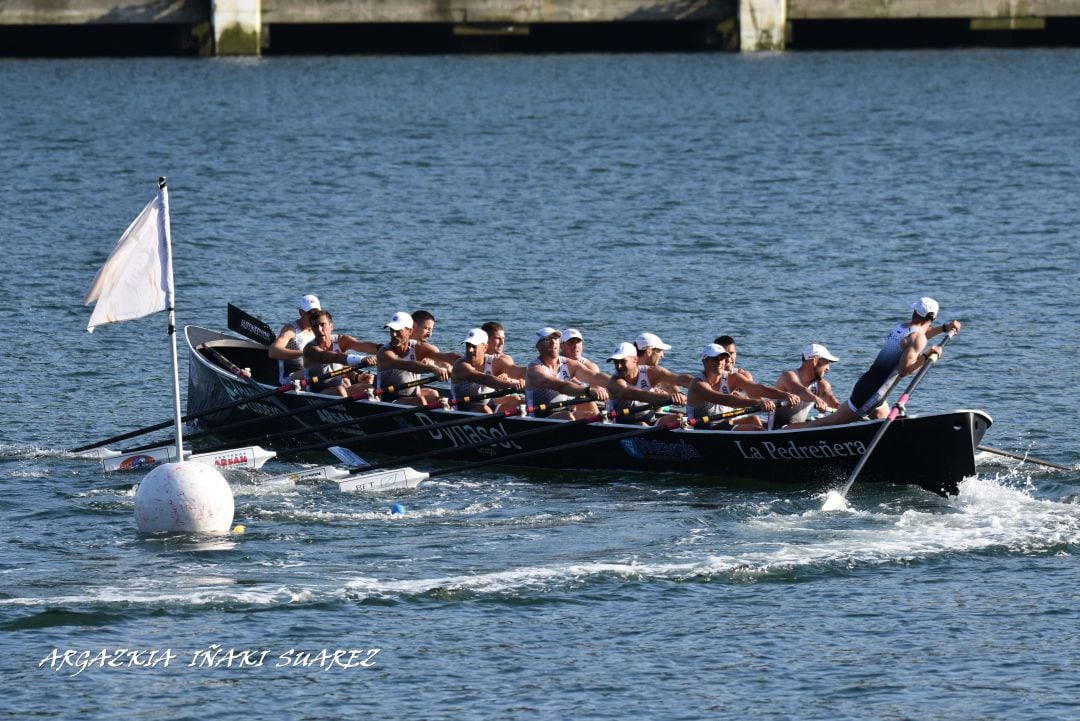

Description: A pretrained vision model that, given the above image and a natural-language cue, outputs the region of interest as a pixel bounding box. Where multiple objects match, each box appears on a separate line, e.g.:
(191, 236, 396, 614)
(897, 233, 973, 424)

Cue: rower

(606, 342, 692, 426)
(481, 321, 526, 381)
(713, 334, 754, 384)
(451, 328, 525, 413)
(269, 294, 319, 386)
(302, 309, 377, 397)
(525, 327, 609, 420)
(795, 297, 961, 428)
(560, 328, 603, 376)
(633, 332, 686, 397)
(768, 343, 842, 429)
(412, 309, 460, 370)
(376, 311, 449, 406)
(686, 344, 799, 430)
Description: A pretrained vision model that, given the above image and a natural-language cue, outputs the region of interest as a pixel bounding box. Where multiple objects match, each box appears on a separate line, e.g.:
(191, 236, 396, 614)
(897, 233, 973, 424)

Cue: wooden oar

(340, 414, 694, 492)
(824, 331, 956, 509)
(227, 303, 276, 345)
(976, 445, 1070, 471)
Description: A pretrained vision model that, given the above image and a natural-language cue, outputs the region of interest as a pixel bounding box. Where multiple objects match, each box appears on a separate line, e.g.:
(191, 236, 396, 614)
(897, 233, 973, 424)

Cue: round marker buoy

(232, 524, 246, 534)
(391, 503, 406, 516)
(134, 462, 234, 533)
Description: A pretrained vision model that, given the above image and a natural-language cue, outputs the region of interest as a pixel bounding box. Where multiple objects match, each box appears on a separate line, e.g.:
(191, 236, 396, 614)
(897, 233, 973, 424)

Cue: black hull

(185, 326, 992, 496)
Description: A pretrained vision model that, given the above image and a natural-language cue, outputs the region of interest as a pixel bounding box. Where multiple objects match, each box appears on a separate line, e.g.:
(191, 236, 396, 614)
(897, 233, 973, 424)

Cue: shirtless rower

(686, 344, 800, 430)
(376, 311, 449, 406)
(302, 309, 377, 397)
(269, 294, 320, 386)
(451, 328, 525, 413)
(796, 297, 961, 428)
(525, 327, 609, 420)
(606, 342, 694, 426)
(768, 343, 842, 429)
(560, 328, 603, 376)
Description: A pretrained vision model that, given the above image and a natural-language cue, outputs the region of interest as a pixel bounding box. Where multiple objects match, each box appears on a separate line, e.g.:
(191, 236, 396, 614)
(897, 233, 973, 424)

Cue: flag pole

(159, 176, 184, 454)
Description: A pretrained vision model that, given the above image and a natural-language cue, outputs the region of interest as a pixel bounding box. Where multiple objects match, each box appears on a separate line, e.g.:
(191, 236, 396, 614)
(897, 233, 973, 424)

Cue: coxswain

(605, 342, 693, 426)
(525, 328, 609, 420)
(376, 311, 449, 406)
(451, 328, 525, 413)
(795, 297, 961, 428)
(768, 343, 842, 429)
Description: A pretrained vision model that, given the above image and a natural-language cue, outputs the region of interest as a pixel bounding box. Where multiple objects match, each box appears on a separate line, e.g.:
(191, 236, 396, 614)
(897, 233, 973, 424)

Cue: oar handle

(376, 375, 439, 396)
(695, 399, 791, 427)
(451, 387, 520, 406)
(528, 395, 594, 415)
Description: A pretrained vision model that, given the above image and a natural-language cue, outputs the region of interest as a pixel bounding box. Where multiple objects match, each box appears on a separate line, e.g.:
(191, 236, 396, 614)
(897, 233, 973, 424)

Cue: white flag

(84, 189, 173, 333)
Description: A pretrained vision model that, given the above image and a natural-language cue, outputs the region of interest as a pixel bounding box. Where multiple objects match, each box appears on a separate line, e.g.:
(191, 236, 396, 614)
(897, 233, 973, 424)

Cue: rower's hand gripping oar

(823, 331, 956, 510)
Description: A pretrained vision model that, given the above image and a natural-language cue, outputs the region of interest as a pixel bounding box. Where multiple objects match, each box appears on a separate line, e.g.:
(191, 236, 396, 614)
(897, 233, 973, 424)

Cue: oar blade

(338, 467, 428, 493)
(101, 445, 276, 473)
(261, 464, 353, 485)
(327, 446, 369, 470)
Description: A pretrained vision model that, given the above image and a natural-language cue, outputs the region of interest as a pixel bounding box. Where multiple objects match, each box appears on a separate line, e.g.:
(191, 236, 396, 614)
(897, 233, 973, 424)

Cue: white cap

(912, 297, 940, 318)
(607, 342, 638, 362)
(635, 332, 671, 351)
(299, 294, 321, 312)
(701, 343, 731, 360)
(535, 327, 562, 343)
(562, 328, 583, 342)
(462, 328, 488, 346)
(384, 311, 414, 331)
(803, 343, 839, 362)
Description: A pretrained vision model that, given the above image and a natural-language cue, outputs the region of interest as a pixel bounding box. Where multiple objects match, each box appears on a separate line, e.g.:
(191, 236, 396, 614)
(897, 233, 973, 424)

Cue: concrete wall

(786, 0, 1078, 19)
(262, 0, 734, 24)
(0, 0, 206, 24)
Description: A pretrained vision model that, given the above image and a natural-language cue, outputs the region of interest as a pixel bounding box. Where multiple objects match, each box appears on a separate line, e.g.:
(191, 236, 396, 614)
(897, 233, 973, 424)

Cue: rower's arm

(303, 342, 350, 366)
(687, 379, 758, 409)
(733, 376, 800, 406)
(268, 326, 300, 361)
(378, 348, 450, 380)
(493, 355, 526, 380)
(527, 364, 587, 396)
(452, 361, 523, 390)
(340, 336, 380, 354)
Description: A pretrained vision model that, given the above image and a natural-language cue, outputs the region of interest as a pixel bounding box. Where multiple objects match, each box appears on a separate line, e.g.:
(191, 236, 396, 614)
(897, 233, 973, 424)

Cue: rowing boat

(184, 325, 992, 496)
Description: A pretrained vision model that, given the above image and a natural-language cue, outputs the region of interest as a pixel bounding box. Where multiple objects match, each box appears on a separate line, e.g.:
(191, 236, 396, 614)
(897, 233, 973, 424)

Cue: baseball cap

(562, 328, 584, 342)
(535, 327, 562, 343)
(462, 328, 488, 346)
(803, 343, 839, 362)
(912, 297, 939, 318)
(299, 294, 321, 312)
(635, 332, 672, 351)
(607, 342, 638, 362)
(384, 311, 414, 331)
(701, 343, 731, 360)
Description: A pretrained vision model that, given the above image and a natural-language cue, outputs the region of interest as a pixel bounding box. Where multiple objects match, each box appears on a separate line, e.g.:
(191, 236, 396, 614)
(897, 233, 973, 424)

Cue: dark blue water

(2, 51, 1079, 720)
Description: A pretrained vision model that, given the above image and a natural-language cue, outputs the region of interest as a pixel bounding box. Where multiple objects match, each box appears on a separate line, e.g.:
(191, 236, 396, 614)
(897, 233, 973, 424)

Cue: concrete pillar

(740, 0, 786, 51)
(213, 0, 261, 55)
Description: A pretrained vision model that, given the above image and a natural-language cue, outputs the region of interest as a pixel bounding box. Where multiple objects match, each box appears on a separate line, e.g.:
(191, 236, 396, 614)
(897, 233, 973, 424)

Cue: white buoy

(134, 461, 234, 533)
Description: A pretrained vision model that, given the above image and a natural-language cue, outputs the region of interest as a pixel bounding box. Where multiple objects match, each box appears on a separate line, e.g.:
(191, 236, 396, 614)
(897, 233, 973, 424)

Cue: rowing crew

(267, 294, 961, 430)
